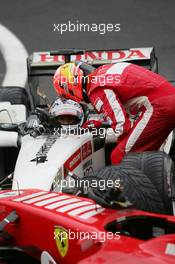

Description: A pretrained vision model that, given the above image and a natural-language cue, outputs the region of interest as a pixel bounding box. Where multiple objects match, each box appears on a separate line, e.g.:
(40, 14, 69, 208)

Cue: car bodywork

(0, 189, 175, 264)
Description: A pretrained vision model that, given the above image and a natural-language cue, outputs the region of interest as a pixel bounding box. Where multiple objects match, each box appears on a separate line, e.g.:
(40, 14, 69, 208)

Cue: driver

(53, 62, 175, 164)
(49, 97, 84, 129)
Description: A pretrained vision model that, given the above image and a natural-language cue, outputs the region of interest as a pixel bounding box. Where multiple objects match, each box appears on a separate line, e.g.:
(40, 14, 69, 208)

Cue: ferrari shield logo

(54, 226, 69, 258)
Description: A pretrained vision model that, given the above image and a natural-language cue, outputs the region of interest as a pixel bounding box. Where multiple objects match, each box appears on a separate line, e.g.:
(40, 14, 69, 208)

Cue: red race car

(0, 189, 175, 264)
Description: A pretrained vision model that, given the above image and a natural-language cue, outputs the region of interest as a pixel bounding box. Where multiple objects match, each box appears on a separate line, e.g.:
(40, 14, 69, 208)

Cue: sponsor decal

(83, 166, 94, 177)
(83, 159, 92, 170)
(31, 136, 57, 163)
(54, 226, 69, 258)
(82, 141, 92, 161)
(33, 48, 150, 65)
(64, 141, 92, 171)
(64, 149, 81, 171)
(83, 159, 94, 176)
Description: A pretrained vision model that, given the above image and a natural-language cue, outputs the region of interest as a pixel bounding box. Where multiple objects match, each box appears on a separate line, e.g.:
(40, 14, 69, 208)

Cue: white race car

(0, 48, 174, 216)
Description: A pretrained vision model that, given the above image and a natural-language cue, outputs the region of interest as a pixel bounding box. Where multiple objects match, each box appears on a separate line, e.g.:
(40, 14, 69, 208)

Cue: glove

(83, 120, 102, 129)
(74, 61, 95, 75)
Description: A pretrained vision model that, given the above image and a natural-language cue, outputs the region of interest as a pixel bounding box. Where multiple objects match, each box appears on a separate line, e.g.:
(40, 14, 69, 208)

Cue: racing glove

(74, 61, 96, 75)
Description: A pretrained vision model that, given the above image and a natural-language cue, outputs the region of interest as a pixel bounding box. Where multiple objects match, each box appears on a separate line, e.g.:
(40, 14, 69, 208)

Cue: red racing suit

(86, 62, 175, 164)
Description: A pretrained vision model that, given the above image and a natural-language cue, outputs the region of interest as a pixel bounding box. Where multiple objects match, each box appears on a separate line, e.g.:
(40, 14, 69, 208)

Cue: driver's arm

(77, 62, 96, 75)
(89, 87, 131, 139)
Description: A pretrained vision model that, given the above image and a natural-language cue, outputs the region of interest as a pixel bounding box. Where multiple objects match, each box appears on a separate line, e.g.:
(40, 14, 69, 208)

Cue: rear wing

(27, 47, 158, 76)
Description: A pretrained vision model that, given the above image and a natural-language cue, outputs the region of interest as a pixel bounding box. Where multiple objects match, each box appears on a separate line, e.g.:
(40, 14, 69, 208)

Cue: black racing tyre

(94, 166, 167, 214)
(120, 151, 174, 214)
(170, 130, 175, 162)
(0, 248, 40, 263)
(0, 148, 5, 180)
(0, 86, 30, 112)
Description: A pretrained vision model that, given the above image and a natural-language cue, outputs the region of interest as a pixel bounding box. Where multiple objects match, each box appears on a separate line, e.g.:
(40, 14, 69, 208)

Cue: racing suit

(86, 62, 175, 164)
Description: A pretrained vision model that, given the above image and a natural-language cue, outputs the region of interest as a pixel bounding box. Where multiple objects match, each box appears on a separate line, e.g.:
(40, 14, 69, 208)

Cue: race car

(1, 47, 158, 181)
(0, 47, 174, 213)
(0, 48, 175, 263)
(0, 188, 175, 263)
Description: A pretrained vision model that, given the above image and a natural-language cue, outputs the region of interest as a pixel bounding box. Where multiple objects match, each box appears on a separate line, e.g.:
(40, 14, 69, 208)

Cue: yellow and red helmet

(53, 62, 84, 102)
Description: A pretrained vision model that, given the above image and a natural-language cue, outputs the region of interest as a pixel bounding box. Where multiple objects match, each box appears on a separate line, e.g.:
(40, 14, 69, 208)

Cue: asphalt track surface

(0, 0, 175, 83)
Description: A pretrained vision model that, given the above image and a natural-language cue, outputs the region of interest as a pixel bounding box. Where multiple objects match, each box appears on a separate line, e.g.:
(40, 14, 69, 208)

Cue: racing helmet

(49, 97, 84, 129)
(53, 62, 84, 102)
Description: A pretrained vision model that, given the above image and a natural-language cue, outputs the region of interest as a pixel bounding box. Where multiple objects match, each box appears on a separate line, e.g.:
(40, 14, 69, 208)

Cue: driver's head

(56, 115, 79, 125)
(53, 62, 84, 102)
(49, 97, 84, 127)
